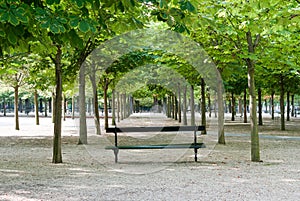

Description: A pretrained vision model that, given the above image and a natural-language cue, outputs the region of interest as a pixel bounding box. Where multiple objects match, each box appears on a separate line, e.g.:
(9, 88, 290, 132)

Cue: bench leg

(113, 148, 119, 163)
(194, 148, 198, 162)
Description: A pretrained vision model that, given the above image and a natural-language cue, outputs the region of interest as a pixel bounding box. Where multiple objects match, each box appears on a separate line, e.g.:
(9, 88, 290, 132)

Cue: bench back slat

(106, 126, 205, 133)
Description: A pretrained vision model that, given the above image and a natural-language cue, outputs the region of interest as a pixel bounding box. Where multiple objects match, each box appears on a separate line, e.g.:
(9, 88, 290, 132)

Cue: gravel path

(0, 113, 299, 201)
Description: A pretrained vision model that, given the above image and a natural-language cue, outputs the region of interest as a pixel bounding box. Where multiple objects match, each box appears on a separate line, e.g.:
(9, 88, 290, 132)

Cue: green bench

(105, 125, 206, 163)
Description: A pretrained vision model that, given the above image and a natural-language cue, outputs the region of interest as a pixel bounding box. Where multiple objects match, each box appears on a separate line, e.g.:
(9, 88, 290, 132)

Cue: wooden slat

(105, 143, 206, 150)
(106, 126, 205, 133)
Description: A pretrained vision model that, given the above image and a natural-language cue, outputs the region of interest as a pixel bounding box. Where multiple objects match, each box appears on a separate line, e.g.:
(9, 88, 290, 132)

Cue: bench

(105, 125, 206, 163)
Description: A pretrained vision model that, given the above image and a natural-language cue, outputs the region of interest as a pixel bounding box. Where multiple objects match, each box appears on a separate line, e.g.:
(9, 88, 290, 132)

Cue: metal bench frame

(105, 126, 206, 163)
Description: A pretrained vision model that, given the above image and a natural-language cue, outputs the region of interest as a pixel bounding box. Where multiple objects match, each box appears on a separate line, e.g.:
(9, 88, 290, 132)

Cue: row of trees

(1, 0, 299, 163)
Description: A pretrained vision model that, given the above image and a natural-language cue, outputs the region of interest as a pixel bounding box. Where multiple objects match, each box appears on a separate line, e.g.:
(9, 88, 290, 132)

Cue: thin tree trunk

(52, 92, 55, 123)
(243, 88, 247, 123)
(117, 92, 120, 122)
(183, 85, 187, 125)
(103, 82, 109, 129)
(190, 85, 195, 126)
(246, 31, 260, 162)
(201, 78, 207, 134)
(34, 90, 39, 125)
(258, 88, 263, 126)
(112, 90, 116, 126)
(90, 74, 101, 135)
(14, 86, 19, 130)
(208, 90, 211, 118)
(280, 75, 285, 130)
(291, 94, 294, 117)
(271, 91, 275, 120)
(78, 62, 87, 145)
(178, 84, 182, 123)
(63, 94, 66, 121)
(217, 69, 225, 144)
(52, 45, 63, 163)
(287, 91, 290, 121)
(3, 97, 6, 116)
(72, 96, 75, 119)
(231, 91, 235, 121)
(44, 98, 48, 117)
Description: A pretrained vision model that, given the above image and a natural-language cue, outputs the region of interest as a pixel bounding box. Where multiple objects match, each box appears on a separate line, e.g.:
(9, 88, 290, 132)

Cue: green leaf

(0, 12, 9, 22)
(69, 18, 79, 28)
(46, 0, 55, 5)
(159, 0, 168, 8)
(8, 33, 17, 44)
(8, 13, 19, 26)
(50, 24, 60, 34)
(41, 20, 50, 29)
(79, 20, 89, 33)
(186, 1, 196, 12)
(0, 30, 5, 37)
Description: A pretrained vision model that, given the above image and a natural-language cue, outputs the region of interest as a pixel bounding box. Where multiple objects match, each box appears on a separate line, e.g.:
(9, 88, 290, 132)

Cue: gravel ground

(0, 113, 299, 201)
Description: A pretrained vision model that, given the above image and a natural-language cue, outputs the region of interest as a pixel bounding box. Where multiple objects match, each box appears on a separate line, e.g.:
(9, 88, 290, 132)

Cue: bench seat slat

(106, 126, 205, 133)
(105, 143, 206, 150)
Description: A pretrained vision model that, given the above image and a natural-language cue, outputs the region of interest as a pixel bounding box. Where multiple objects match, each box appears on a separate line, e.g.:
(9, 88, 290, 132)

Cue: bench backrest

(106, 126, 205, 133)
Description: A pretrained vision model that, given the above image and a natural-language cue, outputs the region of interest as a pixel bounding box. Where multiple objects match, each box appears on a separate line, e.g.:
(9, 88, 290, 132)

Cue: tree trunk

(208, 90, 211, 118)
(52, 92, 55, 123)
(52, 45, 63, 163)
(183, 85, 187, 125)
(44, 98, 48, 117)
(90, 74, 101, 135)
(178, 84, 182, 123)
(63, 94, 66, 121)
(258, 88, 263, 126)
(117, 92, 120, 122)
(71, 95, 75, 120)
(243, 88, 247, 123)
(34, 90, 39, 125)
(103, 82, 109, 129)
(174, 95, 178, 120)
(201, 78, 207, 134)
(246, 31, 260, 162)
(271, 91, 275, 120)
(231, 91, 235, 121)
(112, 90, 116, 126)
(287, 91, 290, 121)
(78, 60, 87, 145)
(190, 85, 195, 126)
(291, 94, 294, 117)
(280, 75, 285, 130)
(14, 85, 19, 130)
(3, 97, 6, 116)
(217, 69, 225, 144)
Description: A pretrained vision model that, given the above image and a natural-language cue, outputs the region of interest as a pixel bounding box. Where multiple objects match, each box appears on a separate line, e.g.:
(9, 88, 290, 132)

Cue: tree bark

(280, 75, 285, 131)
(78, 61, 87, 145)
(258, 88, 263, 126)
(178, 84, 182, 123)
(90, 73, 101, 135)
(201, 78, 207, 134)
(271, 91, 275, 120)
(71, 96, 75, 120)
(287, 91, 290, 121)
(103, 81, 109, 129)
(34, 90, 39, 125)
(52, 45, 63, 163)
(231, 91, 235, 121)
(52, 92, 55, 123)
(243, 88, 247, 123)
(183, 85, 187, 125)
(14, 85, 19, 130)
(44, 98, 48, 117)
(117, 92, 120, 122)
(63, 94, 66, 121)
(246, 31, 260, 162)
(291, 94, 295, 117)
(112, 90, 116, 126)
(217, 69, 225, 144)
(190, 85, 195, 126)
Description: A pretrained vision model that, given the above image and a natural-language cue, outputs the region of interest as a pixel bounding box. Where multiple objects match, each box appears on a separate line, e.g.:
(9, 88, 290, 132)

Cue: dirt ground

(0, 113, 299, 201)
